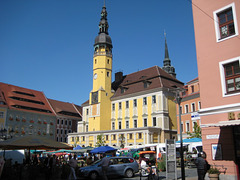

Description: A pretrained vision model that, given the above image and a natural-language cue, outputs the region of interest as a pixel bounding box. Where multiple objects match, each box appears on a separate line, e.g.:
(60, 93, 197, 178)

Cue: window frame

(153, 117, 157, 126)
(133, 99, 137, 107)
(152, 95, 156, 104)
(219, 57, 240, 97)
(213, 2, 239, 42)
(143, 97, 147, 106)
(134, 119, 137, 128)
(126, 101, 129, 109)
(185, 104, 189, 114)
(119, 102, 122, 110)
(144, 118, 147, 127)
(191, 103, 196, 112)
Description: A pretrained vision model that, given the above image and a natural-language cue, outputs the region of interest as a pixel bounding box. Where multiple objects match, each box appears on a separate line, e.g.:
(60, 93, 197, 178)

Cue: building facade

(177, 78, 201, 140)
(68, 5, 184, 148)
(48, 99, 82, 143)
(0, 82, 82, 141)
(192, 0, 240, 178)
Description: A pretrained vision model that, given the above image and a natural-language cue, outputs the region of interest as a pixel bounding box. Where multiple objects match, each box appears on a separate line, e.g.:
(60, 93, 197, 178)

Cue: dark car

(78, 156, 139, 180)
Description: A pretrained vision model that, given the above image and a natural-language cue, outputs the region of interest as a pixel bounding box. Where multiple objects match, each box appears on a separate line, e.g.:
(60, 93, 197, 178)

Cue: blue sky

(0, 0, 198, 106)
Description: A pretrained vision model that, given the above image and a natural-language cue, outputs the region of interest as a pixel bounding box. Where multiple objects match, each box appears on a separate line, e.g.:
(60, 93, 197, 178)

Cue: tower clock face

(93, 73, 97, 80)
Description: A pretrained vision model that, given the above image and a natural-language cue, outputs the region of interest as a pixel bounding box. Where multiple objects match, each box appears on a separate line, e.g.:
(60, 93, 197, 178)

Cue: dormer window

(120, 86, 128, 94)
(143, 81, 151, 88)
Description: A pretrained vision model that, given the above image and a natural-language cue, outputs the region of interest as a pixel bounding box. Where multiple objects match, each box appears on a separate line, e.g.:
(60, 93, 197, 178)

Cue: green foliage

(158, 154, 166, 171)
(208, 166, 220, 174)
(187, 123, 202, 138)
(95, 134, 106, 147)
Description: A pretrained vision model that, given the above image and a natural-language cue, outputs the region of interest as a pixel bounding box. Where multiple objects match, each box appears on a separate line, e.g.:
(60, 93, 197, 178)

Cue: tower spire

(94, 3, 112, 48)
(162, 32, 176, 78)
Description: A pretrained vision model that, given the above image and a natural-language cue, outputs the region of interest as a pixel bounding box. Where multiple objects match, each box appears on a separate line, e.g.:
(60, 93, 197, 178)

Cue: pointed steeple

(162, 32, 176, 78)
(94, 3, 112, 49)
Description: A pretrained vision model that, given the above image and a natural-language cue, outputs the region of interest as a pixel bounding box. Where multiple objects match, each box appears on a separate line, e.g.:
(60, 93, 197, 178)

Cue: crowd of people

(0, 152, 105, 180)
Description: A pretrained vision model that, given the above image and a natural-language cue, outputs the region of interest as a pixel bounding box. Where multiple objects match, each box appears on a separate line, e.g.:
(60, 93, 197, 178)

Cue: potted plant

(208, 166, 220, 180)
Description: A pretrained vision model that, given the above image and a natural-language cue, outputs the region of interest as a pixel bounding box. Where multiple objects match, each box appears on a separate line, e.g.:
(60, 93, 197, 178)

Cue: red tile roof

(48, 99, 82, 119)
(112, 66, 184, 98)
(0, 82, 54, 115)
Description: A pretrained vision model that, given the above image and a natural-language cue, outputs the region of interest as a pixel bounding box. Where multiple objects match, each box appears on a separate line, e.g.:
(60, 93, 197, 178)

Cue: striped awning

(201, 120, 240, 128)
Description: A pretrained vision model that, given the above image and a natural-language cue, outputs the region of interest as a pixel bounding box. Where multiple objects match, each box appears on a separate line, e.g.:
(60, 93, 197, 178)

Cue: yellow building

(68, 5, 184, 148)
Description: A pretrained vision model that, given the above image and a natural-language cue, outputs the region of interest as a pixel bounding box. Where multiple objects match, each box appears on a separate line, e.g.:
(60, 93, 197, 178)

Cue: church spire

(94, 3, 112, 49)
(162, 32, 176, 78)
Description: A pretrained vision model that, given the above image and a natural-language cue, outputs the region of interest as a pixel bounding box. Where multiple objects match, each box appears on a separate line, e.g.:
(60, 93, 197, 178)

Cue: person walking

(101, 153, 110, 180)
(68, 154, 78, 180)
(195, 152, 207, 180)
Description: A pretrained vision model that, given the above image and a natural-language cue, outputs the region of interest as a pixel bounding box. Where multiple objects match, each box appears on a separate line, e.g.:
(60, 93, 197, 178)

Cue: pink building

(192, 0, 240, 179)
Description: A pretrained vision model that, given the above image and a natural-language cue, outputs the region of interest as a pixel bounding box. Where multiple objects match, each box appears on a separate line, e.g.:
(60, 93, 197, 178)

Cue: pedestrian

(86, 155, 93, 165)
(195, 152, 208, 180)
(68, 154, 78, 180)
(100, 153, 110, 180)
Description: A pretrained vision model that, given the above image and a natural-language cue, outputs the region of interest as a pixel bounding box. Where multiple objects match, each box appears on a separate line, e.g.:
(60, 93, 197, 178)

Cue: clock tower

(88, 4, 113, 131)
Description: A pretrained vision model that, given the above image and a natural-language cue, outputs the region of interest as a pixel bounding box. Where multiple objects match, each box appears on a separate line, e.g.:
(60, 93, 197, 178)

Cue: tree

(187, 123, 202, 138)
(96, 134, 106, 147)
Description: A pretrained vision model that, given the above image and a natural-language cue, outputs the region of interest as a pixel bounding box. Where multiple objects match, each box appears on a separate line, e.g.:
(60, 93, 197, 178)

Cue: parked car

(78, 156, 139, 180)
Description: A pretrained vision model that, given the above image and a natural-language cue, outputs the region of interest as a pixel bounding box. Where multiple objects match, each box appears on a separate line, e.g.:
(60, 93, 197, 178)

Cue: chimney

(115, 72, 123, 82)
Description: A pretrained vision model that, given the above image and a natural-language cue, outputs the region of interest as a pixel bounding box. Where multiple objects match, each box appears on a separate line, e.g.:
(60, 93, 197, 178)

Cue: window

(191, 86, 194, 93)
(214, 3, 238, 42)
(61, 120, 63, 125)
(112, 122, 115, 130)
(107, 72, 110, 77)
(61, 129, 63, 134)
(191, 103, 196, 112)
(152, 95, 156, 104)
(118, 122, 122, 129)
(113, 134, 116, 140)
(185, 105, 189, 113)
(57, 129, 59, 134)
(224, 61, 240, 93)
(126, 121, 129, 129)
(57, 119, 60, 124)
(71, 137, 74, 141)
(107, 59, 110, 64)
(218, 8, 235, 39)
(95, 59, 97, 64)
(119, 102, 122, 110)
(133, 99, 137, 107)
(69, 121, 72, 126)
(82, 136, 85, 141)
(153, 117, 156, 126)
(138, 133, 142, 139)
(112, 103, 115, 111)
(129, 134, 133, 139)
(186, 122, 190, 132)
(76, 137, 79, 141)
(144, 118, 147, 127)
(65, 120, 67, 125)
(143, 97, 147, 105)
(86, 109, 89, 115)
(220, 58, 240, 96)
(198, 101, 201, 110)
(65, 130, 67, 134)
(134, 120, 137, 128)
(106, 135, 108, 140)
(86, 125, 88, 132)
(126, 101, 129, 109)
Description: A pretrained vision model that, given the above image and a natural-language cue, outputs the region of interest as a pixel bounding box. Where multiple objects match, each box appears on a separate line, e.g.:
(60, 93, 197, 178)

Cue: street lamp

(175, 89, 185, 180)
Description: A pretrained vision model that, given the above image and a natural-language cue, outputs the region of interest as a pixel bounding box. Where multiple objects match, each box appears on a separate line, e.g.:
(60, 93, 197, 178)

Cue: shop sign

(206, 134, 219, 139)
(191, 112, 200, 120)
(228, 112, 240, 120)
